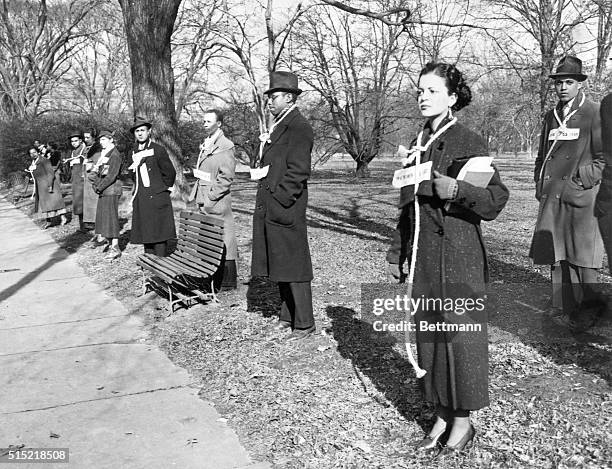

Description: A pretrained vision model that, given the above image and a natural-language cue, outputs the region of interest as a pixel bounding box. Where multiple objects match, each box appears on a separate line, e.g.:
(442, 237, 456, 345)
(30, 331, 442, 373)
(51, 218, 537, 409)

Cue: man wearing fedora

(530, 55, 606, 330)
(251, 71, 316, 340)
(66, 130, 87, 230)
(128, 117, 176, 257)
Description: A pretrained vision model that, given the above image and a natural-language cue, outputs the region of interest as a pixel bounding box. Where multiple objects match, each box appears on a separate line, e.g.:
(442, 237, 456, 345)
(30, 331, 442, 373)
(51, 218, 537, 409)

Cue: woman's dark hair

(419, 62, 472, 111)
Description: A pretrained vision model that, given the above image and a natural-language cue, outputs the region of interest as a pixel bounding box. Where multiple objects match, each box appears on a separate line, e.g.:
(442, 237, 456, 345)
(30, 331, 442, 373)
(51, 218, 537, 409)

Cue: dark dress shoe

(272, 320, 292, 331)
(287, 325, 316, 341)
(435, 424, 475, 459)
(413, 426, 448, 453)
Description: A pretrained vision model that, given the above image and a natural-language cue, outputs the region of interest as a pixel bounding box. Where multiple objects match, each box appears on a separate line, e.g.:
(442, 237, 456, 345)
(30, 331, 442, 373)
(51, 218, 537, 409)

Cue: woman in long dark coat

(28, 147, 68, 228)
(91, 130, 123, 260)
(386, 63, 509, 457)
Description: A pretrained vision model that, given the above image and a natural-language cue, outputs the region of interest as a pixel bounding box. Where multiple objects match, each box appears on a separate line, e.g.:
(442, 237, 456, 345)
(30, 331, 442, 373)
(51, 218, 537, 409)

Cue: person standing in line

(28, 147, 68, 228)
(90, 130, 123, 260)
(598, 93, 612, 272)
(66, 131, 87, 231)
(190, 109, 238, 290)
(386, 62, 508, 457)
(82, 128, 102, 234)
(251, 71, 316, 341)
(530, 56, 606, 330)
(128, 117, 176, 257)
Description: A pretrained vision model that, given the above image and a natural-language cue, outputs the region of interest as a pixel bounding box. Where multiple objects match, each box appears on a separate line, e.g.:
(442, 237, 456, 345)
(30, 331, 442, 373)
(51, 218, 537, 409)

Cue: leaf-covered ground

(5, 153, 612, 468)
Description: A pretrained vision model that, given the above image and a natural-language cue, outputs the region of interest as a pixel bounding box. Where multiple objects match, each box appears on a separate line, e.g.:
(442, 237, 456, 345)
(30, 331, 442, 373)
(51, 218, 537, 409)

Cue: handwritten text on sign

(392, 161, 433, 188)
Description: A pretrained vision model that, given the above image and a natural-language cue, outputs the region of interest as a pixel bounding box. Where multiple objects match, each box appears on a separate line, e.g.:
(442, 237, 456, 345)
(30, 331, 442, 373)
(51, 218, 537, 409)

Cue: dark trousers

(551, 261, 600, 317)
(278, 281, 314, 329)
(599, 213, 612, 276)
(144, 241, 168, 257)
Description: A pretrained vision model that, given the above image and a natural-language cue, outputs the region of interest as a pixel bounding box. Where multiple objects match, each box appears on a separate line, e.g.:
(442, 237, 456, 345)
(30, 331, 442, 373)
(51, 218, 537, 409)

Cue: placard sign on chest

(250, 165, 270, 180)
(549, 127, 580, 141)
(193, 168, 212, 182)
(392, 161, 433, 189)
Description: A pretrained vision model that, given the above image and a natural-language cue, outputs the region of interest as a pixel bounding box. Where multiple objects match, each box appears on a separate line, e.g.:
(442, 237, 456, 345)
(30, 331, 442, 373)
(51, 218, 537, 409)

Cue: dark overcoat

(129, 140, 177, 244)
(83, 143, 101, 224)
(70, 143, 87, 215)
(189, 131, 237, 260)
(251, 108, 313, 282)
(387, 118, 509, 411)
(32, 157, 66, 214)
(92, 147, 123, 238)
(596, 93, 612, 217)
(530, 92, 605, 267)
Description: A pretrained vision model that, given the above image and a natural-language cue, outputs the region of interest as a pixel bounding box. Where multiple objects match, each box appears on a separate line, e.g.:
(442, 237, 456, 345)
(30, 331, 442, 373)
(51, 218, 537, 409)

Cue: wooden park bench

(137, 211, 224, 313)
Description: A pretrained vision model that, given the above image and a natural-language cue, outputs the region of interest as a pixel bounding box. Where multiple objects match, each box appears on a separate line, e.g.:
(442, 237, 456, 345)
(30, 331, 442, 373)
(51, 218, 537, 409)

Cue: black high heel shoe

(435, 424, 475, 458)
(414, 425, 449, 453)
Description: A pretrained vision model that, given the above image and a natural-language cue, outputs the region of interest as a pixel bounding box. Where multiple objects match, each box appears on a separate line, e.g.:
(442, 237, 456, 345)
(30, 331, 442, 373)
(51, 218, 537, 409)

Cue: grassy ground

(4, 153, 612, 468)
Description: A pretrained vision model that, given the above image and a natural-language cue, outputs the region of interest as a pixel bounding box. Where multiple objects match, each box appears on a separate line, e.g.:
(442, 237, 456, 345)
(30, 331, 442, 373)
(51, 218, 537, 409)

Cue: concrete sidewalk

(0, 196, 269, 469)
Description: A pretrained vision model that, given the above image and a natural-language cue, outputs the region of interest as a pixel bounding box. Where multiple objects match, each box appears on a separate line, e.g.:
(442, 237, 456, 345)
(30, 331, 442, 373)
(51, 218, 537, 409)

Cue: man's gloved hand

(432, 170, 458, 200)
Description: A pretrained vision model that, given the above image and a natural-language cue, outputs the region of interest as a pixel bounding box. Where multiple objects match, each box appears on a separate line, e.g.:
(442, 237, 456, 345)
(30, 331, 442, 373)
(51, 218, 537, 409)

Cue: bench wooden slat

(179, 220, 224, 242)
(170, 251, 217, 276)
(173, 246, 220, 271)
(180, 211, 224, 227)
(167, 251, 216, 276)
(179, 220, 224, 237)
(152, 255, 203, 278)
(178, 237, 224, 259)
(137, 256, 185, 287)
(177, 236, 224, 256)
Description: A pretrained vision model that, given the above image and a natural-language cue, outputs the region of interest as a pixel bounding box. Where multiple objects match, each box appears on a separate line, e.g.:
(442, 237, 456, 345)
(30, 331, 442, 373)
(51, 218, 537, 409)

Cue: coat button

(257, 204, 263, 210)
(566, 155, 570, 159)
(435, 228, 444, 236)
(545, 175, 551, 179)
(265, 184, 270, 190)
(562, 175, 568, 180)
(555, 194, 560, 198)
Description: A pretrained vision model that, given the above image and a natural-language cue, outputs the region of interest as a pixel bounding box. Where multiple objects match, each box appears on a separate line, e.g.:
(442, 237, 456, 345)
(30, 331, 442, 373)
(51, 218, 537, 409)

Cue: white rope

(402, 117, 458, 378)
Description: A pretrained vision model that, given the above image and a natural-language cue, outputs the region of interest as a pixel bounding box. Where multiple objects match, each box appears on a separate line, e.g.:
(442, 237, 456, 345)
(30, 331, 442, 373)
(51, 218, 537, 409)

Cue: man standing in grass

(530, 56, 606, 330)
(251, 71, 316, 341)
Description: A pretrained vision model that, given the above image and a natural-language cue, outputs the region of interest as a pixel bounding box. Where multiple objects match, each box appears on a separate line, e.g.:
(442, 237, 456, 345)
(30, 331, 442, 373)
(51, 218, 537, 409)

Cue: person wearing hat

(65, 130, 87, 230)
(89, 130, 123, 260)
(598, 92, 612, 277)
(251, 71, 316, 340)
(530, 55, 606, 330)
(189, 109, 238, 290)
(128, 117, 176, 257)
(82, 128, 102, 233)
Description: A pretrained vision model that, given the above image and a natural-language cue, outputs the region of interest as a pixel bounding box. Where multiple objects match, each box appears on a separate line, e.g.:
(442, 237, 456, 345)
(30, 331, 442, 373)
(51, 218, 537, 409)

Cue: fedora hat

(130, 116, 152, 133)
(264, 71, 302, 96)
(98, 129, 113, 139)
(549, 56, 587, 82)
(68, 130, 82, 140)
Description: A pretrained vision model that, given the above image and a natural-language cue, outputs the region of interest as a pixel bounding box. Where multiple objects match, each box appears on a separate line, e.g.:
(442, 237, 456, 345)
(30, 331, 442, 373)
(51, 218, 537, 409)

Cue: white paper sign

(193, 168, 211, 182)
(392, 161, 433, 188)
(139, 164, 150, 187)
(250, 165, 270, 180)
(549, 127, 579, 141)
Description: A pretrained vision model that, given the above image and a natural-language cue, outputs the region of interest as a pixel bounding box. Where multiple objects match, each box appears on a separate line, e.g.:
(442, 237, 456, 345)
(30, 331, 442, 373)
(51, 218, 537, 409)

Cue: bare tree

(293, 1, 413, 177)
(66, 2, 130, 115)
(486, 0, 595, 115)
(594, 0, 612, 87)
(0, 0, 102, 118)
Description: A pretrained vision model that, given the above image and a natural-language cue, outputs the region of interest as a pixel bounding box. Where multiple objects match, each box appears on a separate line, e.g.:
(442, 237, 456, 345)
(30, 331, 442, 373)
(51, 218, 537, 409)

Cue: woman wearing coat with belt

(387, 63, 509, 457)
(28, 147, 68, 228)
(91, 130, 123, 260)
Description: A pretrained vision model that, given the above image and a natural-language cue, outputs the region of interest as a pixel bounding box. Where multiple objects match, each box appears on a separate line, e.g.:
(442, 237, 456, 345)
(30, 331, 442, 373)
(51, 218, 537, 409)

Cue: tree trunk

(118, 0, 186, 192)
(355, 159, 370, 178)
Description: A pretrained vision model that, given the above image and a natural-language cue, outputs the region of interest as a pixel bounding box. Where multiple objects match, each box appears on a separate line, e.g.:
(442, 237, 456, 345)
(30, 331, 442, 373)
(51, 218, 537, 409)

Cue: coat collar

(262, 108, 300, 157)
